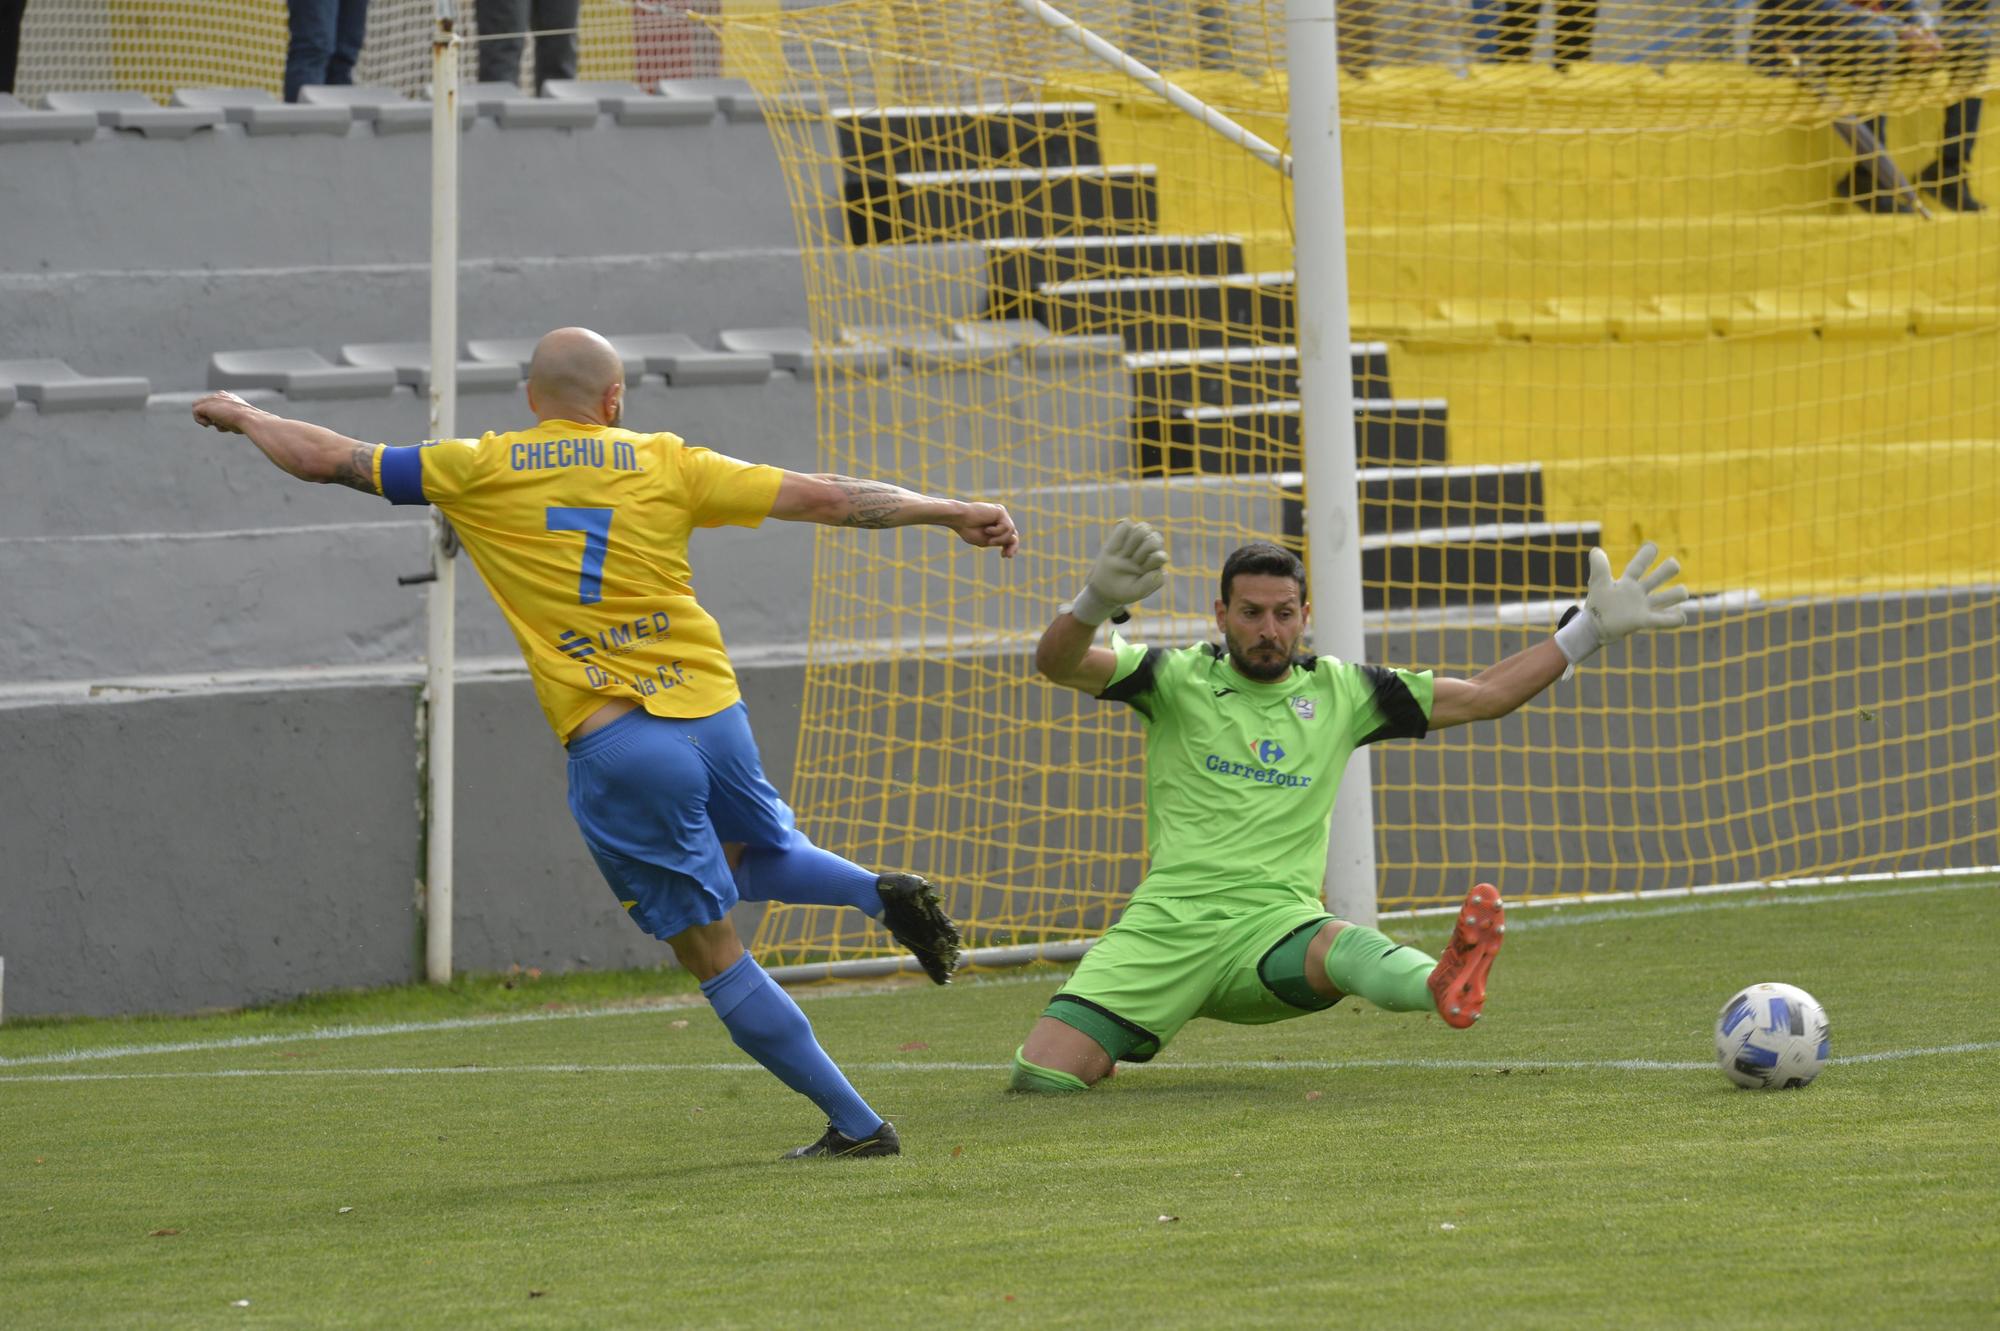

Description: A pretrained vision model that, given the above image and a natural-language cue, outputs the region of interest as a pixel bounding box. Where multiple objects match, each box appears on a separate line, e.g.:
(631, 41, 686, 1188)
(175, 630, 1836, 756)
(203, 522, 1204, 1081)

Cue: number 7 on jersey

(546, 506, 615, 605)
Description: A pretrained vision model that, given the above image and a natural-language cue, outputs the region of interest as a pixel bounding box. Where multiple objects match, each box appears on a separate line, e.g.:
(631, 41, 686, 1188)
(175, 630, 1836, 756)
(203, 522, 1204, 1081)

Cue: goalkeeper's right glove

(1554, 541, 1690, 670)
(1066, 519, 1169, 627)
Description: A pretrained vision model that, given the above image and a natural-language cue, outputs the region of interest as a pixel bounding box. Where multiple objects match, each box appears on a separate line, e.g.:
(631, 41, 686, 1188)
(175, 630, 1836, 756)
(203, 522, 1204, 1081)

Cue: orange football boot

(1426, 882, 1505, 1029)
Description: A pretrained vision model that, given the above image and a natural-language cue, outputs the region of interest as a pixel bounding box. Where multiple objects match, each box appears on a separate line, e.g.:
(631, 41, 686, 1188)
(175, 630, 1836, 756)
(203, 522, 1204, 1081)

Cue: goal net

(715, 0, 1999, 972)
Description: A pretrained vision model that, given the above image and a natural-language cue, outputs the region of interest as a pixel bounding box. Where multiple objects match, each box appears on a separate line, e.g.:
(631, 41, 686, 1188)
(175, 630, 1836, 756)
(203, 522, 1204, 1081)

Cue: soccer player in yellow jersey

(192, 326, 1018, 1159)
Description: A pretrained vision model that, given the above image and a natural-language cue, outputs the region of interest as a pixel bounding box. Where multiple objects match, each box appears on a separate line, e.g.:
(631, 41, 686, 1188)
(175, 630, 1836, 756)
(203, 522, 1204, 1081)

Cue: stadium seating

(823, 99, 1597, 606)
(0, 92, 96, 142)
(43, 90, 220, 136)
(208, 348, 400, 399)
(0, 359, 150, 410)
(300, 85, 433, 134)
(718, 326, 896, 377)
(606, 333, 774, 386)
(544, 79, 716, 126)
(420, 81, 593, 128)
(0, 100, 811, 389)
(170, 87, 352, 136)
(657, 76, 821, 122)
(337, 343, 524, 392)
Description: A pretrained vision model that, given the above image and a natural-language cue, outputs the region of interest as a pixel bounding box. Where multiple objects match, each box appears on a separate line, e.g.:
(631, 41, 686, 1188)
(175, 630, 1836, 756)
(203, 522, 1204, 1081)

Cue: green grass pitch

(3, 877, 1997, 1329)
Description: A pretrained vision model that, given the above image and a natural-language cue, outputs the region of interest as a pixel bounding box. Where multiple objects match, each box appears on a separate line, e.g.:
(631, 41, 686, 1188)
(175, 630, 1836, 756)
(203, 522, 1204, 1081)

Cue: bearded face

(1215, 571, 1307, 681)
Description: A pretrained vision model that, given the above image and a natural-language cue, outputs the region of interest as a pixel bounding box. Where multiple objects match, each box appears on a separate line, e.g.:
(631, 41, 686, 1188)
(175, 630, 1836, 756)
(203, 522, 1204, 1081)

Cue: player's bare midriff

(571, 696, 643, 741)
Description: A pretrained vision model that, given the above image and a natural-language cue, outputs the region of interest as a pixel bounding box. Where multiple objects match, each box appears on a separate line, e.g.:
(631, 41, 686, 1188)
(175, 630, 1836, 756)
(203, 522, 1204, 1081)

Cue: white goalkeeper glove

(1066, 519, 1169, 627)
(1554, 541, 1690, 669)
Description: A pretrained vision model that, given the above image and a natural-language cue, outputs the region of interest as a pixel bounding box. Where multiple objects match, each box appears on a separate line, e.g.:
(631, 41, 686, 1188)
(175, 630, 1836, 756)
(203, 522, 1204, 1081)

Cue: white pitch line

(2, 880, 1991, 1071)
(2, 1042, 1996, 1086)
(1497, 877, 1997, 933)
(0, 972, 1056, 1069)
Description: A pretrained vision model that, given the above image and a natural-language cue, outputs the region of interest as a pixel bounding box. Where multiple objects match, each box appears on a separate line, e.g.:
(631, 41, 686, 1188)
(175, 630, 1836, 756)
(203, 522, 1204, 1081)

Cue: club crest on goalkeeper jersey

(374, 419, 782, 741)
(1097, 635, 1434, 907)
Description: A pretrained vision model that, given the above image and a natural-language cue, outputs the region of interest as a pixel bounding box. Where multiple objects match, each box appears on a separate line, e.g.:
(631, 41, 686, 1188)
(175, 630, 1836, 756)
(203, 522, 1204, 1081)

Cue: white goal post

(1011, 0, 1377, 926)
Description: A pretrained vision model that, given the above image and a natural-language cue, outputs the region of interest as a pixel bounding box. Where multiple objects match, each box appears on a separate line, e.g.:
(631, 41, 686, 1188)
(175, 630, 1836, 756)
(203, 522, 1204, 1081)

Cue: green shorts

(1045, 894, 1339, 1063)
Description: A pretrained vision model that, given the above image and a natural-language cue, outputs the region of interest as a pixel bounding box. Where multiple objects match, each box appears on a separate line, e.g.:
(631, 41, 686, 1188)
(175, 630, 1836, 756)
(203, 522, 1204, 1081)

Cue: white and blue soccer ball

(1715, 982, 1830, 1090)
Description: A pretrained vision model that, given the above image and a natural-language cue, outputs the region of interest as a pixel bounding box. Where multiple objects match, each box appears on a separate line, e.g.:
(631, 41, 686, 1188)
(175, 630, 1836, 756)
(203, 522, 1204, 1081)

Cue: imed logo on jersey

(1249, 738, 1286, 766)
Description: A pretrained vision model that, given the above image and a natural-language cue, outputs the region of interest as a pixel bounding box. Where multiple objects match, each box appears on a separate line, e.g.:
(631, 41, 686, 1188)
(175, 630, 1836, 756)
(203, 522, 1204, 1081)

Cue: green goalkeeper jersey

(1100, 635, 1434, 907)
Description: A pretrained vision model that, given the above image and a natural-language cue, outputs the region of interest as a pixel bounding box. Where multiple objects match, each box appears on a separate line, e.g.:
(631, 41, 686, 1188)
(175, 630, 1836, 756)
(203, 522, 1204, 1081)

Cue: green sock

(1323, 926, 1438, 1014)
(1010, 1047, 1090, 1093)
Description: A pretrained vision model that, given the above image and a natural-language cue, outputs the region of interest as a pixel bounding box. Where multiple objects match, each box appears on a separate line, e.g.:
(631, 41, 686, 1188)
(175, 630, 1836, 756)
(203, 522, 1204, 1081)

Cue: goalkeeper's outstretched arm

(1036, 519, 1169, 694)
(1429, 542, 1688, 730)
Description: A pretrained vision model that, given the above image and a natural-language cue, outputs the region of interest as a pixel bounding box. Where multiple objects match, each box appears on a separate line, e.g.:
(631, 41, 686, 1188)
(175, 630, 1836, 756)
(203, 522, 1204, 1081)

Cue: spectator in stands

(1750, 0, 1946, 214)
(284, 0, 370, 104)
(477, 0, 578, 93)
(1916, 0, 1989, 212)
(2, 0, 25, 95)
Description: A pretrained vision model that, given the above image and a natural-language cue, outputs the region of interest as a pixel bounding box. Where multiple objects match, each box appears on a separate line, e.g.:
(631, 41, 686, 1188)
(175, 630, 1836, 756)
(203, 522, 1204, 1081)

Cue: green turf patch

(3, 878, 1997, 1328)
(0, 963, 709, 1059)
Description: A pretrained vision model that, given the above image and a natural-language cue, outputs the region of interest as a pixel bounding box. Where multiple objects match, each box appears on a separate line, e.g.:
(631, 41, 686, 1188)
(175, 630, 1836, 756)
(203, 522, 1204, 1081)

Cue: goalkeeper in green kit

(1010, 521, 1689, 1092)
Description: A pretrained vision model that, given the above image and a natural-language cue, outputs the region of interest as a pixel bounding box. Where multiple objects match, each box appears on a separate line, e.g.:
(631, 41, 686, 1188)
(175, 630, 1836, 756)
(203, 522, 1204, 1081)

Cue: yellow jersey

(374, 418, 782, 741)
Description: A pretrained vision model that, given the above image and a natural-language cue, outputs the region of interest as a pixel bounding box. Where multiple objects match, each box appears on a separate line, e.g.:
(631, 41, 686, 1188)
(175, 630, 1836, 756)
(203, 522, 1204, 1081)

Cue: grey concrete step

(0, 92, 96, 142)
(171, 87, 352, 136)
(1348, 462, 1549, 534)
(0, 358, 149, 410)
(1037, 270, 1296, 351)
(2, 117, 798, 273)
(848, 163, 1160, 245)
(8, 378, 830, 540)
(1358, 521, 1600, 609)
(43, 91, 221, 137)
(1132, 396, 1448, 473)
(982, 233, 1247, 322)
(0, 488, 819, 682)
(0, 250, 817, 392)
(833, 102, 1103, 180)
(1126, 342, 1395, 413)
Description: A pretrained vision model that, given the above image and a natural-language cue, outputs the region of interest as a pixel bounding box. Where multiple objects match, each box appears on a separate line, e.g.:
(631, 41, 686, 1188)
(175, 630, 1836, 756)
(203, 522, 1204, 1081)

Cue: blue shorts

(564, 703, 796, 941)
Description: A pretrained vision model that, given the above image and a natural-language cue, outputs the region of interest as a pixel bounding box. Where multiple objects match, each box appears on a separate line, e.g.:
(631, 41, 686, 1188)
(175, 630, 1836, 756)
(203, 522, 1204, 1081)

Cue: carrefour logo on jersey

(1202, 750, 1312, 789)
(1250, 738, 1286, 765)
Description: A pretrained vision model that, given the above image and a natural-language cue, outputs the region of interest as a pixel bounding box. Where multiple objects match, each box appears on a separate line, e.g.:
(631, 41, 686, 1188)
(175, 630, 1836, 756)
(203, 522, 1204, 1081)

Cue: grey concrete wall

(0, 118, 803, 274)
(0, 664, 808, 1019)
(0, 683, 426, 1017)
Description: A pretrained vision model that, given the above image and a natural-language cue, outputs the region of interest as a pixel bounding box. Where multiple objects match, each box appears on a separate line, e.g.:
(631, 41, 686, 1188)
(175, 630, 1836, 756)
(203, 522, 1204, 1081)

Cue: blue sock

(733, 835, 881, 915)
(699, 953, 882, 1140)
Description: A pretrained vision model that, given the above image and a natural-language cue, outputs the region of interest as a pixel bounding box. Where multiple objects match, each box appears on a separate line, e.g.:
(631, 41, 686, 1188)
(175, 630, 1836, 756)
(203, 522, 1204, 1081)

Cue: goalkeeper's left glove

(1554, 541, 1690, 669)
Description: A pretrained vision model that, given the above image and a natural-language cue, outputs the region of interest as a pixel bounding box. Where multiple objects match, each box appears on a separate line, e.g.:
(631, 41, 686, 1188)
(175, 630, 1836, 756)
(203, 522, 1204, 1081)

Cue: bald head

(527, 327, 625, 426)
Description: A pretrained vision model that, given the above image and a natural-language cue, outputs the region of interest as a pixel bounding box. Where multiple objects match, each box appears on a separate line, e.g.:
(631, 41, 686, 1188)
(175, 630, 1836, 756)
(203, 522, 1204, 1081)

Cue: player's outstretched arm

(191, 391, 379, 494)
(1035, 519, 1168, 694)
(769, 471, 1017, 556)
(1430, 541, 1688, 729)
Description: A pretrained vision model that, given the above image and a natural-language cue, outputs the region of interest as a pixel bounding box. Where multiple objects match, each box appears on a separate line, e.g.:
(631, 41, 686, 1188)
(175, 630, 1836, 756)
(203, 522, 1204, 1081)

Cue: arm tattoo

(330, 443, 379, 494)
(828, 475, 904, 528)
